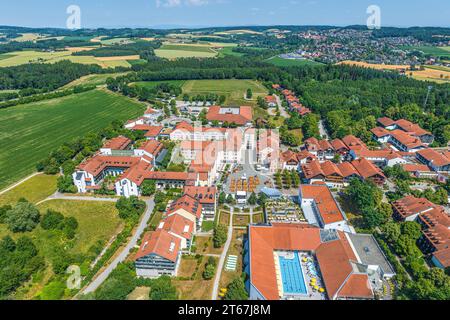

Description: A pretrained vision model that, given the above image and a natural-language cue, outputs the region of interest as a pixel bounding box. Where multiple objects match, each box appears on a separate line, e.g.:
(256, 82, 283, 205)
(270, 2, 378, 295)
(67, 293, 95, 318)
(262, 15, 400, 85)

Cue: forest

(0, 61, 103, 91)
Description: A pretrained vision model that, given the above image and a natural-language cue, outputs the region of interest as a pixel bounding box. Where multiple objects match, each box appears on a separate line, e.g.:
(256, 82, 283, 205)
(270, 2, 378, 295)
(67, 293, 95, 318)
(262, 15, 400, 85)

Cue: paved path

(0, 172, 42, 195)
(318, 120, 330, 140)
(211, 206, 234, 300)
(37, 192, 118, 205)
(80, 198, 155, 295)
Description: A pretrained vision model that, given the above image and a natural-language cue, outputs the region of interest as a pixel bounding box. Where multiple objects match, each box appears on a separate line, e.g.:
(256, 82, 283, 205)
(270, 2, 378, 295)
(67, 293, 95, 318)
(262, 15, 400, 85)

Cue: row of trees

(0, 61, 103, 91)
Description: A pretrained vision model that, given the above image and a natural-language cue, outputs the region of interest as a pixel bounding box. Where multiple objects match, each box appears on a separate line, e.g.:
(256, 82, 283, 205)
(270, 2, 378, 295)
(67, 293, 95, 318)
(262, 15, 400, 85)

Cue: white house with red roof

(299, 184, 353, 233)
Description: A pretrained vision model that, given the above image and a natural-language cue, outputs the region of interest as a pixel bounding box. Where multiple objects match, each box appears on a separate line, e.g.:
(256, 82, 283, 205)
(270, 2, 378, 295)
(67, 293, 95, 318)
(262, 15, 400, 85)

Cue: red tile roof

(134, 229, 181, 262)
(351, 158, 386, 180)
(401, 163, 432, 173)
(144, 126, 164, 138)
(78, 155, 140, 176)
(139, 140, 164, 157)
(159, 214, 194, 240)
(377, 117, 396, 127)
(331, 139, 349, 152)
(390, 129, 424, 150)
(147, 171, 189, 181)
(265, 95, 277, 104)
(300, 184, 346, 225)
(167, 194, 202, 219)
(342, 135, 367, 150)
(392, 195, 436, 220)
(119, 159, 153, 185)
(183, 186, 217, 204)
(102, 136, 132, 150)
(395, 119, 431, 137)
(371, 127, 391, 138)
(206, 106, 253, 125)
(417, 149, 450, 167)
(249, 224, 373, 300)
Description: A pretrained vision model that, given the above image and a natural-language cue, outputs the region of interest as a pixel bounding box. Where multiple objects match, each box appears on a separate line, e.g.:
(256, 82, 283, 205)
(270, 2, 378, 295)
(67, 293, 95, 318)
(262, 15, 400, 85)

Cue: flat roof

(347, 233, 395, 276)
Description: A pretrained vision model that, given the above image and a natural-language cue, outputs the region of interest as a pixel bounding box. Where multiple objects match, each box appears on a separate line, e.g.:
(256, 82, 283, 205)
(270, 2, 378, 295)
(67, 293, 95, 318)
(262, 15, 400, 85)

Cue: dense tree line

(0, 235, 44, 298)
(73, 40, 161, 58)
(0, 39, 96, 54)
(0, 85, 96, 109)
(0, 61, 103, 91)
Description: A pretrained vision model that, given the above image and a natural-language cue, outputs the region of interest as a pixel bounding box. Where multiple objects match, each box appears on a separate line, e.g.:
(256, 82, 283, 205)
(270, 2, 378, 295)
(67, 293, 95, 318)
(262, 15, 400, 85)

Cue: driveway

(211, 206, 234, 300)
(80, 197, 155, 295)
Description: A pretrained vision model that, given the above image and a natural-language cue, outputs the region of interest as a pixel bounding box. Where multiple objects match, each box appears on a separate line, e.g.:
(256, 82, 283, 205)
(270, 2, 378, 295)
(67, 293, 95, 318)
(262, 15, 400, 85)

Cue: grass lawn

(233, 214, 250, 227)
(218, 46, 244, 57)
(0, 89, 145, 190)
(252, 212, 264, 224)
(36, 200, 123, 255)
(266, 56, 323, 67)
(127, 286, 150, 300)
(182, 79, 268, 107)
(155, 49, 217, 59)
(219, 229, 246, 291)
(218, 210, 230, 225)
(401, 45, 450, 58)
(173, 255, 217, 300)
(193, 235, 223, 255)
(0, 199, 123, 299)
(201, 220, 215, 232)
(133, 80, 186, 90)
(149, 210, 164, 229)
(0, 174, 57, 205)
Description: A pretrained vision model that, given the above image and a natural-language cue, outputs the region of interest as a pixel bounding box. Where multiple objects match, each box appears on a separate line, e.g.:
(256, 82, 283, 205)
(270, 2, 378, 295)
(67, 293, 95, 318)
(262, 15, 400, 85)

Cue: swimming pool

(278, 252, 308, 295)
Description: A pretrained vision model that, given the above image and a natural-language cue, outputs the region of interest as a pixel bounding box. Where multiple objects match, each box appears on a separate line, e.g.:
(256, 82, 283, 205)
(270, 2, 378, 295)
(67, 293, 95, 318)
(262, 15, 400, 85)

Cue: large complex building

(246, 224, 394, 300)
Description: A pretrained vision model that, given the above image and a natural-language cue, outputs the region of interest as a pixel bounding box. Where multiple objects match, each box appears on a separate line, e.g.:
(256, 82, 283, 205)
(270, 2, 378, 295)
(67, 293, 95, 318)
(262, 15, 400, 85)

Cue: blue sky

(1, 0, 449, 28)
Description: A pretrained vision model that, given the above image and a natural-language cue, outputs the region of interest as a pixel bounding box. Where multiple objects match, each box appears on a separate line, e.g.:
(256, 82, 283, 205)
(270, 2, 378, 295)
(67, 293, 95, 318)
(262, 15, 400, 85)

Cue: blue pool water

(278, 252, 308, 295)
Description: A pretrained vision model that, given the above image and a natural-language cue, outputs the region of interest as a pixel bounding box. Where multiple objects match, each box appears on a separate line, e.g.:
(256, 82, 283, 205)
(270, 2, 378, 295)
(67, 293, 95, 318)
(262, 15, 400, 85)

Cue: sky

(0, 0, 449, 29)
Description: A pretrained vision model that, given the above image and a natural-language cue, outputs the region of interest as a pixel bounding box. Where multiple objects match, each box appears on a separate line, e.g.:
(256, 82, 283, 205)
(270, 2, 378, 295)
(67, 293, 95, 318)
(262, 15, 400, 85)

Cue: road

(318, 120, 330, 140)
(0, 172, 42, 195)
(80, 197, 155, 295)
(211, 206, 234, 300)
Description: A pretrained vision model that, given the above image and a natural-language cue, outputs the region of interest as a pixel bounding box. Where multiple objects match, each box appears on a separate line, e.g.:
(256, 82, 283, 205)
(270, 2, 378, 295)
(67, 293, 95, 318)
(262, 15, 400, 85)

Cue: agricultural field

(401, 45, 450, 58)
(0, 89, 145, 190)
(266, 56, 323, 67)
(0, 174, 57, 206)
(155, 43, 217, 59)
(62, 72, 131, 89)
(217, 46, 244, 57)
(215, 29, 263, 35)
(0, 50, 140, 68)
(181, 79, 268, 106)
(338, 60, 450, 83)
(12, 33, 45, 42)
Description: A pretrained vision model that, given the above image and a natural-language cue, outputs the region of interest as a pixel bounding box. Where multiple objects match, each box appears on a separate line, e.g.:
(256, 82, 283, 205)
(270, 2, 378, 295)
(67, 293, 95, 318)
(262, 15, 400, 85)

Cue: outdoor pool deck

(274, 251, 326, 300)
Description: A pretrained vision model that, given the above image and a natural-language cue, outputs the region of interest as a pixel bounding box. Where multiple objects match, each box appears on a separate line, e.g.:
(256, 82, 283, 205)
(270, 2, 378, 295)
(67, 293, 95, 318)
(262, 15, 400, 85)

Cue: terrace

(265, 198, 306, 223)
